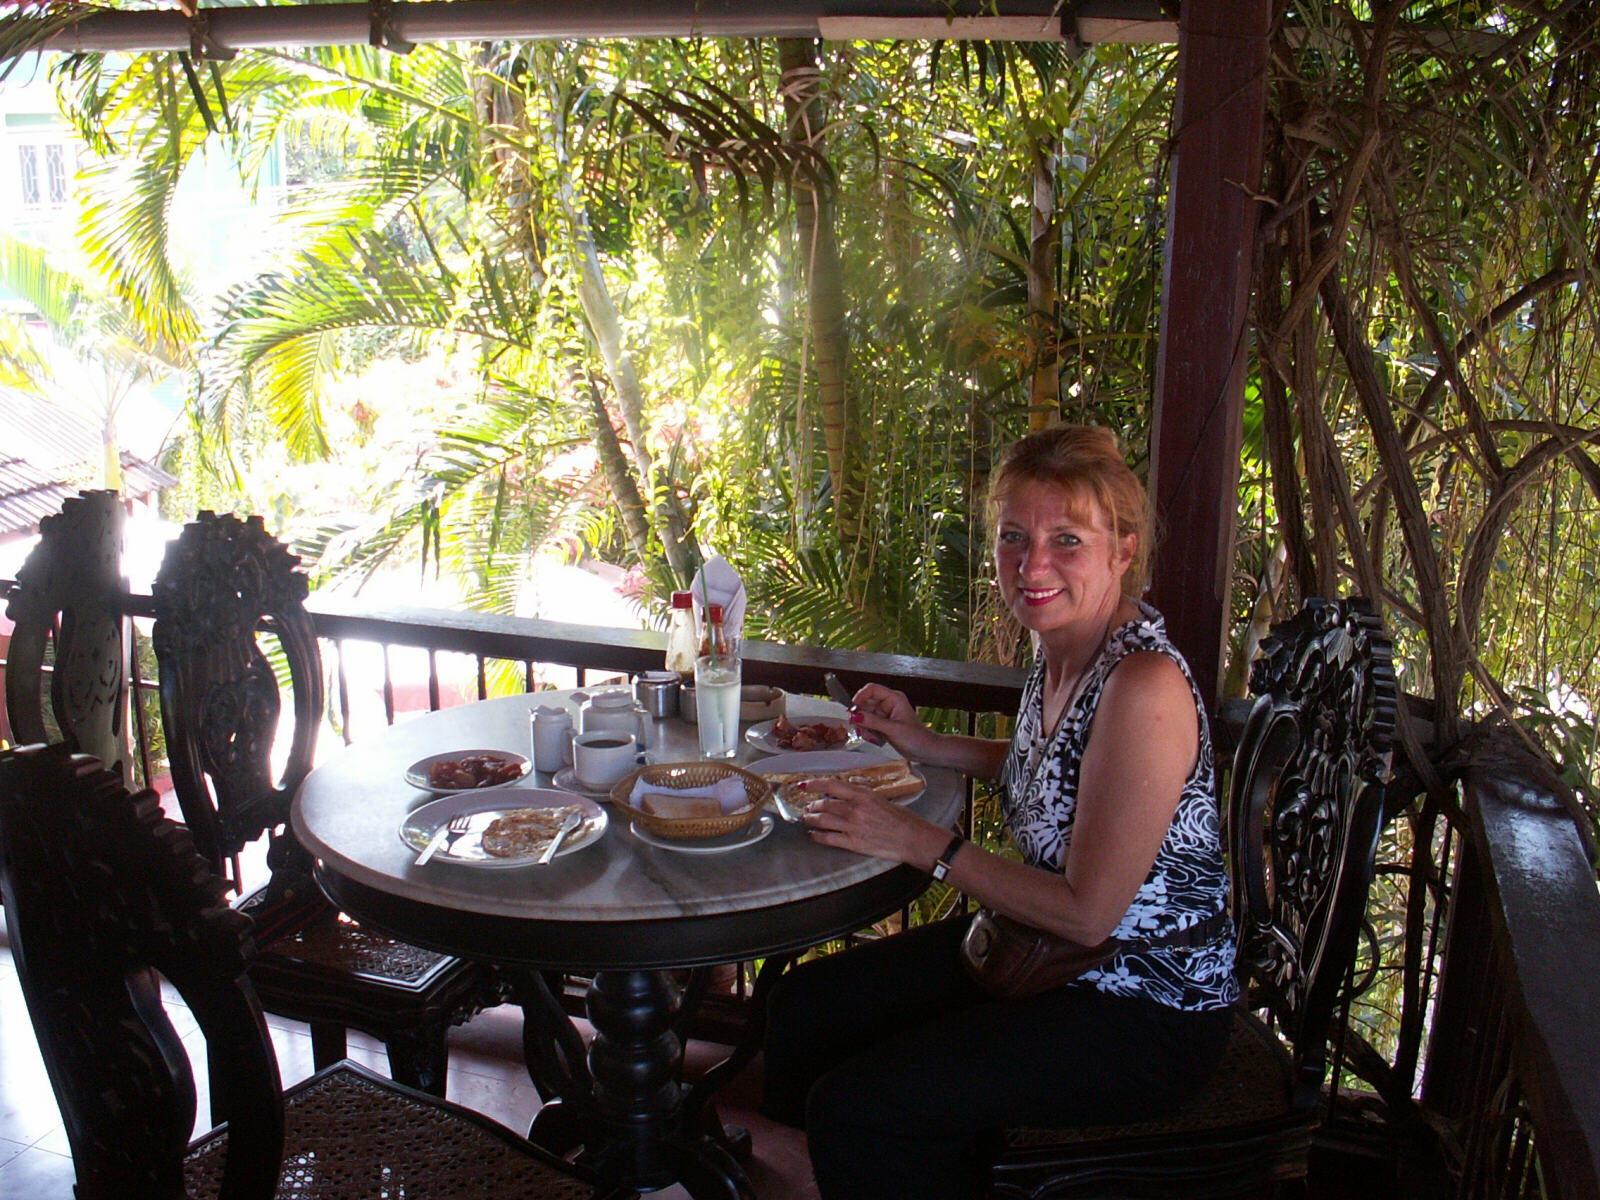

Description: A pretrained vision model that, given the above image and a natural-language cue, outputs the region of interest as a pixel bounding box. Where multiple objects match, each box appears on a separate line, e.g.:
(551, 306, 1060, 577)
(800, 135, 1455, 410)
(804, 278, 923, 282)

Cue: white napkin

(627, 775, 749, 813)
(691, 555, 747, 653)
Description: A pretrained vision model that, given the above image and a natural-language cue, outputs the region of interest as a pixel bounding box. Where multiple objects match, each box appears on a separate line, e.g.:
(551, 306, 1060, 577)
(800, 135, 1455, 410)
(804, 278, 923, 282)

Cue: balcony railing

(1419, 746, 1600, 1199)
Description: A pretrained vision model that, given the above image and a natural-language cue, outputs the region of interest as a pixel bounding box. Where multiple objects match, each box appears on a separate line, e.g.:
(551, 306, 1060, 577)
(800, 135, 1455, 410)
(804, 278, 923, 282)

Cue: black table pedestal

(535, 968, 754, 1199)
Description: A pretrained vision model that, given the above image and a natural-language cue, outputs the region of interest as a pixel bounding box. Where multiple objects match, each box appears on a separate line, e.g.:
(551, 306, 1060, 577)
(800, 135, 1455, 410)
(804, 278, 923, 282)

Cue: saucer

(627, 813, 776, 854)
(551, 766, 620, 799)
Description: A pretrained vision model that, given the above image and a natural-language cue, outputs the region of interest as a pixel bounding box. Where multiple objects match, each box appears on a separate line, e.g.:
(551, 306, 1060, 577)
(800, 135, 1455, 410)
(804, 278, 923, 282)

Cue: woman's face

(993, 479, 1136, 649)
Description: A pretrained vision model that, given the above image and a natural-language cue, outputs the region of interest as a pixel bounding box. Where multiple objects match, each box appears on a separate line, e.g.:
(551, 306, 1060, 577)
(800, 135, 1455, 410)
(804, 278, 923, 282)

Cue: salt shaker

(530, 705, 574, 774)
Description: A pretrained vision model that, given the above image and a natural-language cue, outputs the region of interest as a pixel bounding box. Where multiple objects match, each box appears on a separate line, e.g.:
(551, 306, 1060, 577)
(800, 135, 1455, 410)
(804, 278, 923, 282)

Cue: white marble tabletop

(291, 686, 963, 969)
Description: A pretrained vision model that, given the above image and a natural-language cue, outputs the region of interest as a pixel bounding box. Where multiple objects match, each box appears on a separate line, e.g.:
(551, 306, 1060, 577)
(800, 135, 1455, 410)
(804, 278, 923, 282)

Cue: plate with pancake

(400, 788, 606, 867)
(749, 749, 925, 806)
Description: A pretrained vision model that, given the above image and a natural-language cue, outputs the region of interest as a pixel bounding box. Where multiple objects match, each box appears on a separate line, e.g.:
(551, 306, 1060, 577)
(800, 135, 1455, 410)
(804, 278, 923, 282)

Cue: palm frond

(0, 235, 82, 330)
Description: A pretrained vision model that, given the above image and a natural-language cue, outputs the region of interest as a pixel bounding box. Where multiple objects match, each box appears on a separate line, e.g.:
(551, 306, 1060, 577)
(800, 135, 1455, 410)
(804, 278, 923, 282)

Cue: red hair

(987, 425, 1152, 597)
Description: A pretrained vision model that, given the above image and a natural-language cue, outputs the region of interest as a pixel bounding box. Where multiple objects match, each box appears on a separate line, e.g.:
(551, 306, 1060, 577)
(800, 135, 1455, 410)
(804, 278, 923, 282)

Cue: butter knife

(823, 671, 854, 709)
(769, 782, 801, 823)
(413, 823, 451, 866)
(537, 810, 584, 864)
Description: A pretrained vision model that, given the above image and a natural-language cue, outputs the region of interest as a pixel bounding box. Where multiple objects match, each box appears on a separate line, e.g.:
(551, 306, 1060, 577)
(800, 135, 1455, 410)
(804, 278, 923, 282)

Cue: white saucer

(551, 766, 621, 799)
(627, 813, 776, 854)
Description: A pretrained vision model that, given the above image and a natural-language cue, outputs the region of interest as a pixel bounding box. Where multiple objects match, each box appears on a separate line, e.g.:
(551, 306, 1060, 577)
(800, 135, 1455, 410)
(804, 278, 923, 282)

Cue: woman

(760, 424, 1238, 1200)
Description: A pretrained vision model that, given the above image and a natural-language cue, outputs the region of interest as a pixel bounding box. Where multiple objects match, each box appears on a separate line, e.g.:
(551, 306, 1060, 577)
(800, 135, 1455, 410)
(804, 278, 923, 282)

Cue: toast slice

(637, 793, 729, 820)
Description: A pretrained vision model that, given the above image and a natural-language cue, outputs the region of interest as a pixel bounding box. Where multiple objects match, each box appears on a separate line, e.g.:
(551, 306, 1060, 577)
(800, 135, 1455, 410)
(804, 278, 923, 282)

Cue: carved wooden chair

(989, 596, 1397, 1199)
(3, 489, 127, 770)
(152, 510, 502, 1096)
(0, 743, 629, 1200)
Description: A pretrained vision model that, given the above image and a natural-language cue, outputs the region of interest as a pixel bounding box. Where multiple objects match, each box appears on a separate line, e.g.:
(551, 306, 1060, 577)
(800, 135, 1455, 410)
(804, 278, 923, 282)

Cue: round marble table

(291, 686, 963, 1197)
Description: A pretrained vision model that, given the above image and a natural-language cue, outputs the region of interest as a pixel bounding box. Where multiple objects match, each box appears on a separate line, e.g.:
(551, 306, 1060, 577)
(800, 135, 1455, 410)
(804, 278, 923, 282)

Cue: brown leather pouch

(959, 908, 1122, 999)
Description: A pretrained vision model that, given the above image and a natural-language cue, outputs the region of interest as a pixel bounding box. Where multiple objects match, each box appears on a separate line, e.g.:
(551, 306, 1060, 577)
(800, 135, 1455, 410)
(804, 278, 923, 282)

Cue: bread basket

(611, 761, 772, 840)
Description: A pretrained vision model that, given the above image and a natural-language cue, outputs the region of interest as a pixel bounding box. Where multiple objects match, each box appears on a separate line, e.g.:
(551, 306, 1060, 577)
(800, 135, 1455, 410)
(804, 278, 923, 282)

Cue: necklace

(1040, 612, 1118, 736)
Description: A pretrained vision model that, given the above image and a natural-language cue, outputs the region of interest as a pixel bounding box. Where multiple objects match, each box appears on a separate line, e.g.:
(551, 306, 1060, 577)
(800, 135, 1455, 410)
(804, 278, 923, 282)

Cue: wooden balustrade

(300, 596, 1030, 717)
(1422, 745, 1600, 1200)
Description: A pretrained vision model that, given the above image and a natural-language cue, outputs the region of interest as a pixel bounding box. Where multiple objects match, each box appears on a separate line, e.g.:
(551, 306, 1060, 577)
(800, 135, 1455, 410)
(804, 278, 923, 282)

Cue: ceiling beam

(30, 0, 1177, 56)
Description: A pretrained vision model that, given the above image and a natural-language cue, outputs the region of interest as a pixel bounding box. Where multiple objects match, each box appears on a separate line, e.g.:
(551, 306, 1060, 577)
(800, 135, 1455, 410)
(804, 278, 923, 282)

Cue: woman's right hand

(849, 683, 937, 760)
(849, 682, 1011, 780)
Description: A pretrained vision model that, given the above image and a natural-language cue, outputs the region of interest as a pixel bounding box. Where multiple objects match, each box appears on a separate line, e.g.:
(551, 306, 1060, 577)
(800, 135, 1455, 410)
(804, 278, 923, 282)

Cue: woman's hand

(849, 682, 1011, 779)
(847, 683, 930, 757)
(798, 775, 948, 867)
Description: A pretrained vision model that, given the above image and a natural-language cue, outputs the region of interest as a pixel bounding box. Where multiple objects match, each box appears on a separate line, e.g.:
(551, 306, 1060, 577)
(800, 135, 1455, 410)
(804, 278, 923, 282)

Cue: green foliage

(1505, 683, 1600, 842)
(16, 33, 1174, 661)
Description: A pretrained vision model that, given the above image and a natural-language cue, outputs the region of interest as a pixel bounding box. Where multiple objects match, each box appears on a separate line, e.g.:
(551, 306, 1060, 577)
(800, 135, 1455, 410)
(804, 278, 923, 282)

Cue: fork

(415, 814, 473, 865)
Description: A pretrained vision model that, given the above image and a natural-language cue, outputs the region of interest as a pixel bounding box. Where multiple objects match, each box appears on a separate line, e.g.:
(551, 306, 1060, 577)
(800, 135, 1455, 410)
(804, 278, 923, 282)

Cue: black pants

(760, 915, 1233, 1200)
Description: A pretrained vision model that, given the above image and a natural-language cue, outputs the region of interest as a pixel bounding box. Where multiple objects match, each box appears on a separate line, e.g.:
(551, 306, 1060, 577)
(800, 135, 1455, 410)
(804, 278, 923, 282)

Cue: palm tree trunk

(584, 375, 657, 566)
(544, 67, 694, 585)
(779, 38, 863, 555)
(1027, 135, 1060, 429)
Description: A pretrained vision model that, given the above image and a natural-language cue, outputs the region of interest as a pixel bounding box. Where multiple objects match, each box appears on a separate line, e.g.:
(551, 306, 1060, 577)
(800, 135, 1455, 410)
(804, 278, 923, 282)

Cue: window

(18, 144, 39, 205)
(45, 143, 67, 204)
(15, 142, 70, 209)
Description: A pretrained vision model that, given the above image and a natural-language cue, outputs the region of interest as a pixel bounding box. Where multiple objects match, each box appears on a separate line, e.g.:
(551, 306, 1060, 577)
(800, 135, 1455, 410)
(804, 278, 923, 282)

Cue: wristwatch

(931, 834, 965, 882)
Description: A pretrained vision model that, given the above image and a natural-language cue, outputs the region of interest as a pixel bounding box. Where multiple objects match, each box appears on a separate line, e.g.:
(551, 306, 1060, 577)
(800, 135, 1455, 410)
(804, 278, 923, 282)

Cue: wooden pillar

(1147, 0, 1272, 704)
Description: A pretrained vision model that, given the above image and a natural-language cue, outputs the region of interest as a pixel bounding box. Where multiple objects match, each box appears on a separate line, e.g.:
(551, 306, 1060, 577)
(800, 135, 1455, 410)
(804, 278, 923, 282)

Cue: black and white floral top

(999, 602, 1239, 1011)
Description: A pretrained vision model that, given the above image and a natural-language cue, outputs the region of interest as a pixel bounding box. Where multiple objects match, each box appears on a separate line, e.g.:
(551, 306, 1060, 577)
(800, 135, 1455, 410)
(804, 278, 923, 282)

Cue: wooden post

(1147, 0, 1272, 704)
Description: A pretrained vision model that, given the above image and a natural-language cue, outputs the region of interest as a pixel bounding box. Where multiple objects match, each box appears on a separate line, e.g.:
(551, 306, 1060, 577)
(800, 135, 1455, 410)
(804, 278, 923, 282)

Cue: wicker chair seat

(1004, 1008, 1297, 1150)
(0, 746, 626, 1200)
(240, 891, 453, 984)
(185, 1063, 598, 1200)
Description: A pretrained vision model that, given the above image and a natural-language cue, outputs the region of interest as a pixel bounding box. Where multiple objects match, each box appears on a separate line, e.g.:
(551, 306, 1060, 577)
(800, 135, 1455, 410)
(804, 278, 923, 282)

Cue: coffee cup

(572, 730, 640, 791)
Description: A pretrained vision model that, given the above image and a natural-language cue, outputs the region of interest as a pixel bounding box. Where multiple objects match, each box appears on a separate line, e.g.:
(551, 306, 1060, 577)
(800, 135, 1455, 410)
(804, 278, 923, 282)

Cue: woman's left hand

(798, 775, 943, 865)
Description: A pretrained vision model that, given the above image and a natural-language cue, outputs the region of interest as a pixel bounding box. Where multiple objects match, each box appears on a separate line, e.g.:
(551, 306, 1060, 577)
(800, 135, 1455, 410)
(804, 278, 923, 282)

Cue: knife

(413, 823, 452, 866)
(823, 671, 854, 709)
(824, 672, 885, 745)
(537, 809, 584, 864)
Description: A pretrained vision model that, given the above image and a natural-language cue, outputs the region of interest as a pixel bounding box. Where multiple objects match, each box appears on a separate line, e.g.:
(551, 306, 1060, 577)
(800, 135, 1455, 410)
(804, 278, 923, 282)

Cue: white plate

(400, 789, 607, 867)
(404, 749, 532, 794)
(627, 813, 776, 854)
(744, 717, 862, 755)
(749, 748, 926, 806)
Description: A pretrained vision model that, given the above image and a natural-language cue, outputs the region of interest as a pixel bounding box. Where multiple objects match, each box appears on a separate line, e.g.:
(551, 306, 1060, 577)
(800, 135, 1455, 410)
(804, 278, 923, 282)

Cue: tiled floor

(0, 925, 818, 1198)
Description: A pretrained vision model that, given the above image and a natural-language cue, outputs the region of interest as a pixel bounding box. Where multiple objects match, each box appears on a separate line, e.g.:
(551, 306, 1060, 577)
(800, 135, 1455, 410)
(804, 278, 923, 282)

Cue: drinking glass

(694, 653, 741, 759)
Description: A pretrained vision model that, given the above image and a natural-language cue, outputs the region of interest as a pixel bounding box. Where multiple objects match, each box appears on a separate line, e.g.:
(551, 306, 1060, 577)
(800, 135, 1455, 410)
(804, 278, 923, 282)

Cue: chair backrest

(1228, 596, 1397, 1108)
(3, 490, 128, 770)
(0, 742, 285, 1200)
(152, 512, 324, 884)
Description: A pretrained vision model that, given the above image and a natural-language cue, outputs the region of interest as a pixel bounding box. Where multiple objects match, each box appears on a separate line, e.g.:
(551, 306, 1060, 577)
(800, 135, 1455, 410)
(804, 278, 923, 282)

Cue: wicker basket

(611, 761, 772, 840)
